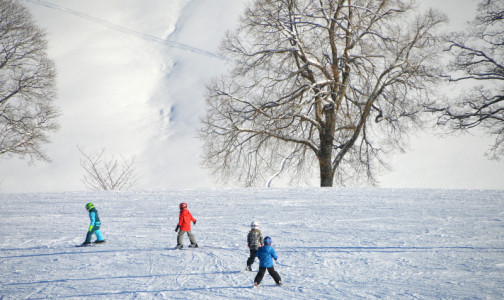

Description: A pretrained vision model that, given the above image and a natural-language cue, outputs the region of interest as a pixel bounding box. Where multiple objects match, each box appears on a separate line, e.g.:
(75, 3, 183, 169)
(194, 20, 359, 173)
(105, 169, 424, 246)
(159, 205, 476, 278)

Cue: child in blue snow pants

(82, 203, 105, 245)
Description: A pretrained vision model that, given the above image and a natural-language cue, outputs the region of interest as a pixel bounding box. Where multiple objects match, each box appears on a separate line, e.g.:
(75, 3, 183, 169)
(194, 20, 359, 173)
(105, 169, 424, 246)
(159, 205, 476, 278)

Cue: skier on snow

(175, 203, 198, 249)
(246, 221, 263, 271)
(80, 203, 105, 246)
(254, 236, 282, 287)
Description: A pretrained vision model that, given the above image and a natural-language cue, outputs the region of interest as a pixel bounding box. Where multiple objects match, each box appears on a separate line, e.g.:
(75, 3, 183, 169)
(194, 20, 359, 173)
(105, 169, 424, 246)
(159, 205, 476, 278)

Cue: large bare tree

(201, 0, 446, 187)
(431, 0, 504, 159)
(0, 0, 59, 163)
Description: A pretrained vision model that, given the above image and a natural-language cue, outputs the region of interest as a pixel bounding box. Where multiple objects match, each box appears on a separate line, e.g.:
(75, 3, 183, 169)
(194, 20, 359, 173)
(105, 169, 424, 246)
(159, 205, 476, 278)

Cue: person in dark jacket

(175, 203, 198, 249)
(80, 203, 105, 246)
(254, 236, 282, 286)
(246, 221, 263, 271)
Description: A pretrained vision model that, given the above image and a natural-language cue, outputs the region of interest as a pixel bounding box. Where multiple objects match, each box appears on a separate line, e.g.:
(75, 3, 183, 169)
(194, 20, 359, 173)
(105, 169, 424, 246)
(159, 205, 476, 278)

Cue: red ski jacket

(178, 209, 196, 231)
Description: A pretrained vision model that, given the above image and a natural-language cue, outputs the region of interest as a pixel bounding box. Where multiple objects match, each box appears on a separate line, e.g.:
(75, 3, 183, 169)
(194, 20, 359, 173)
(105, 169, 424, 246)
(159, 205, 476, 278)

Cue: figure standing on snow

(254, 236, 282, 287)
(246, 221, 263, 271)
(80, 203, 105, 246)
(175, 203, 198, 249)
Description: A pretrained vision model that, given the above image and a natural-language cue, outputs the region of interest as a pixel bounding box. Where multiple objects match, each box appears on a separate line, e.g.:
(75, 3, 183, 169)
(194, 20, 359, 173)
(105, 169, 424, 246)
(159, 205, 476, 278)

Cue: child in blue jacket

(254, 236, 282, 286)
(80, 203, 105, 246)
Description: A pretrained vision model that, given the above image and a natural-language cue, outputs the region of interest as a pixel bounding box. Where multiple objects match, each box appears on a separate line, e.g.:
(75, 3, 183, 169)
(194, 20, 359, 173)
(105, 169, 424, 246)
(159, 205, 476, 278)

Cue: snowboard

(75, 241, 106, 247)
(75, 243, 94, 247)
(170, 245, 199, 250)
(253, 283, 284, 288)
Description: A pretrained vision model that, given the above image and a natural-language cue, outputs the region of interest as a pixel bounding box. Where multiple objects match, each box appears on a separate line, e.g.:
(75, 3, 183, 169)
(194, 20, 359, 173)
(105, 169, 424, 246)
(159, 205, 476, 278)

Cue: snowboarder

(246, 221, 263, 271)
(254, 236, 282, 287)
(175, 203, 198, 249)
(80, 203, 105, 246)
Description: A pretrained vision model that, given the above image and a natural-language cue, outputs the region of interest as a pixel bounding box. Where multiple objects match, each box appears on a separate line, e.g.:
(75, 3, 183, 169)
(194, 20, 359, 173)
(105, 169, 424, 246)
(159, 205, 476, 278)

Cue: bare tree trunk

(319, 156, 334, 187)
(319, 105, 335, 187)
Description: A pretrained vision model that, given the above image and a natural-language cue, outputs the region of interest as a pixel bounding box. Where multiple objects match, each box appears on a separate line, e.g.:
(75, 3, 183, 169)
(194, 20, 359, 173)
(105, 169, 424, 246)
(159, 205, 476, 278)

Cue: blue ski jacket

(88, 208, 101, 231)
(255, 245, 278, 268)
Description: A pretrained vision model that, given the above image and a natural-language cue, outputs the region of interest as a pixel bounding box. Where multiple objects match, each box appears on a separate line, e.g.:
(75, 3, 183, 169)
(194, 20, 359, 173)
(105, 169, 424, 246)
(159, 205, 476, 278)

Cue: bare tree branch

(78, 146, 138, 191)
(428, 0, 504, 159)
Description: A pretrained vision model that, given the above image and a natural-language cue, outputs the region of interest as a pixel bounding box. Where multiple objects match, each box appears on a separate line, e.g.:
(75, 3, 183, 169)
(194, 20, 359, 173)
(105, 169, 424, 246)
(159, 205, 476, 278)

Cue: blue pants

(85, 224, 104, 243)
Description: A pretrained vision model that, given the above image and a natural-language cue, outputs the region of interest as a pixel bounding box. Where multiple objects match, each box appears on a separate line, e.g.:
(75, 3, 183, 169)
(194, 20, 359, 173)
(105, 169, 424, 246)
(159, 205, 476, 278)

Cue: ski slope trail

(1, 188, 503, 299)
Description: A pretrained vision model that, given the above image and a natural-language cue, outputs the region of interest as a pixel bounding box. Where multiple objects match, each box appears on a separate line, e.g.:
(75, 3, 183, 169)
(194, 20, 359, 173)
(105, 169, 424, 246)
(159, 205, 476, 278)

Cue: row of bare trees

(1, 0, 502, 189)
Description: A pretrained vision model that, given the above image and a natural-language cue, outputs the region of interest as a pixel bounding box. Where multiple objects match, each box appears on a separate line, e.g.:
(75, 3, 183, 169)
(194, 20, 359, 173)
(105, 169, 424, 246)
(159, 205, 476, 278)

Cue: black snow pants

(247, 249, 258, 267)
(254, 266, 281, 285)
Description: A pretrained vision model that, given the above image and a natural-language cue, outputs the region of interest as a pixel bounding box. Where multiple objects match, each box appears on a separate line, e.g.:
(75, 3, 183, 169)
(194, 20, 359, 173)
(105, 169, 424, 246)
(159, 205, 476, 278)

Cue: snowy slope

(1, 188, 503, 299)
(0, 0, 503, 193)
(0, 0, 248, 192)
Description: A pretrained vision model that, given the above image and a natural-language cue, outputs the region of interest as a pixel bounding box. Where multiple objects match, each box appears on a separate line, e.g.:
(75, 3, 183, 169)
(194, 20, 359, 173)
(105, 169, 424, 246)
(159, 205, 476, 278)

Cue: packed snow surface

(1, 188, 503, 299)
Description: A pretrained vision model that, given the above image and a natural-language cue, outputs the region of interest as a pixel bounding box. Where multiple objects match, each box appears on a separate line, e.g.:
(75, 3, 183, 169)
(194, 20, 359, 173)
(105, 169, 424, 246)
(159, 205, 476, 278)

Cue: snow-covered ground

(1, 188, 503, 299)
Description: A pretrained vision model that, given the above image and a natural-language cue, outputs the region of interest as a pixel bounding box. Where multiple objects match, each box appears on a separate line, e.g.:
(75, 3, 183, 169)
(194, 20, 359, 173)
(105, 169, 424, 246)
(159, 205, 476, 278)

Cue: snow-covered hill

(1, 188, 503, 299)
(1, 0, 503, 193)
(1, 0, 247, 192)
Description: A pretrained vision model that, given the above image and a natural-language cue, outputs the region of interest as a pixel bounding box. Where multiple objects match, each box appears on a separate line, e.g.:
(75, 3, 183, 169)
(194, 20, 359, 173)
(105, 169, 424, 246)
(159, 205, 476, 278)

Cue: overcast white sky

(0, 0, 502, 192)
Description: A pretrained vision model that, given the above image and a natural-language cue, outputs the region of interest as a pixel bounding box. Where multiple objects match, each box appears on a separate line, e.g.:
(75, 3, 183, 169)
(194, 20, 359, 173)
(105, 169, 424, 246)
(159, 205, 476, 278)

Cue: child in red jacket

(175, 203, 198, 249)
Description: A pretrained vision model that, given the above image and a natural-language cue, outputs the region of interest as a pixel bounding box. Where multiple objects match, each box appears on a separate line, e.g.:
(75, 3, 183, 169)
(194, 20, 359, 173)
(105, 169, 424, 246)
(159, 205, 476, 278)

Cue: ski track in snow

(0, 188, 503, 299)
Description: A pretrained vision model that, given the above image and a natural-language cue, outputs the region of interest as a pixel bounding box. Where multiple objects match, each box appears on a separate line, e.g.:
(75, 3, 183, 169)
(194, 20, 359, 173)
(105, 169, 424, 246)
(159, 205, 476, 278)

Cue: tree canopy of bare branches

(201, 0, 446, 187)
(0, 0, 59, 163)
(431, 0, 504, 159)
(78, 146, 138, 191)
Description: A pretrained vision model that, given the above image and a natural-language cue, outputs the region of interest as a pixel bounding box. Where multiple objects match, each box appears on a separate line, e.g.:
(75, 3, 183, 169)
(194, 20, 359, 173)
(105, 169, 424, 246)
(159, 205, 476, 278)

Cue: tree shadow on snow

(20, 285, 254, 299)
(0, 247, 176, 259)
(5, 271, 243, 286)
(281, 246, 504, 253)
